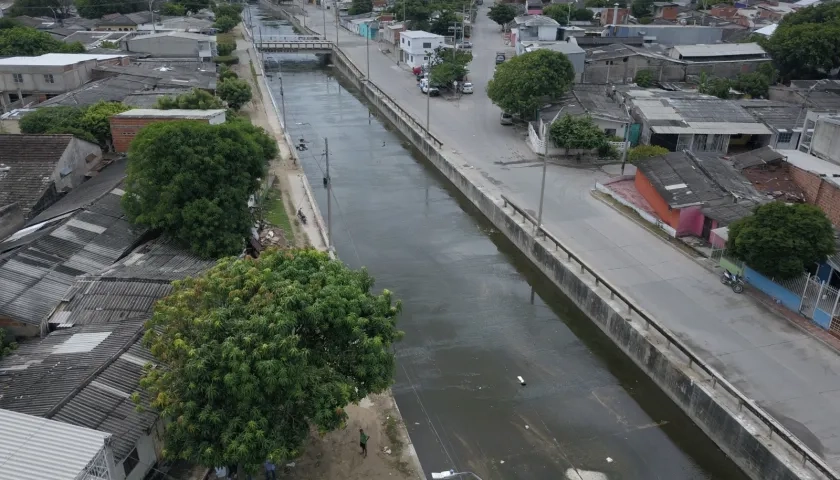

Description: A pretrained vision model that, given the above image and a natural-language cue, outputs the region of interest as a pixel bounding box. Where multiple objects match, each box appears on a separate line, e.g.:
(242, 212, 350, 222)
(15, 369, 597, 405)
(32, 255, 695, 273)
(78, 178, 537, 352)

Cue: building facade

(110, 108, 226, 152)
(125, 32, 217, 60)
(0, 53, 128, 111)
(399, 30, 444, 68)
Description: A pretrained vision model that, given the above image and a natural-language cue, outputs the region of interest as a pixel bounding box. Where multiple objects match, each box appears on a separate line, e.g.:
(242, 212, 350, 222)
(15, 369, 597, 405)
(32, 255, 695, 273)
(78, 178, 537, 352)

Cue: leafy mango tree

(139, 248, 403, 477)
(728, 202, 835, 280)
(487, 49, 574, 119)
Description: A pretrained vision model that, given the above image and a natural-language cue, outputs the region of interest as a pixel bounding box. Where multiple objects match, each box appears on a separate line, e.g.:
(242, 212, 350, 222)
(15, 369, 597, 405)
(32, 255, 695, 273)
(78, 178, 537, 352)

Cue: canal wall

(326, 42, 833, 480)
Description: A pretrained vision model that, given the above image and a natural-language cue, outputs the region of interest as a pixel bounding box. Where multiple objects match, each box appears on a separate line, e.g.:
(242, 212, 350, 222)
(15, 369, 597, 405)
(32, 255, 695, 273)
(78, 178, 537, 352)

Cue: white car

(461, 82, 474, 94)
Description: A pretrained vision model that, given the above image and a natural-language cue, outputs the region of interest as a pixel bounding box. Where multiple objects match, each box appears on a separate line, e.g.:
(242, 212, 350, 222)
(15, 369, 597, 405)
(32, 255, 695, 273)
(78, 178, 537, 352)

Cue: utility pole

(148, 0, 156, 33)
(620, 103, 631, 175)
(322, 0, 327, 39)
(335, 2, 340, 46)
(426, 82, 430, 135)
(324, 137, 333, 251)
(536, 121, 548, 235)
(366, 26, 370, 79)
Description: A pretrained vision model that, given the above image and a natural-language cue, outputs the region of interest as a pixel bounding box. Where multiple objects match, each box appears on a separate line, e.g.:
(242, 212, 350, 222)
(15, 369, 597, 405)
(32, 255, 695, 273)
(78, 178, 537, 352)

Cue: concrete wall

(789, 163, 840, 227)
(811, 119, 840, 165)
(55, 137, 101, 192)
(116, 429, 158, 480)
(634, 171, 680, 228)
(329, 47, 831, 480)
(582, 57, 769, 85)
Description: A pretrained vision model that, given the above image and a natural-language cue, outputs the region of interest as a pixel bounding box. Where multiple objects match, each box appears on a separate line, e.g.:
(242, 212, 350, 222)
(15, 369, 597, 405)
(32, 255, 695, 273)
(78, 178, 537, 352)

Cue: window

(777, 131, 793, 144)
(12, 73, 23, 83)
(407, 40, 411, 46)
(44, 74, 54, 84)
(423, 42, 432, 48)
(122, 448, 140, 476)
(605, 128, 617, 137)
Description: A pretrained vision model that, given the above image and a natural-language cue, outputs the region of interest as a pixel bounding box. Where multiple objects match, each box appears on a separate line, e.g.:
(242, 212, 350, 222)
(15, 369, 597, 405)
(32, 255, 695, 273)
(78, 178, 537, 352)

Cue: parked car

(500, 112, 513, 125)
(421, 84, 440, 96)
(495, 52, 506, 64)
(457, 41, 473, 49)
(460, 82, 474, 94)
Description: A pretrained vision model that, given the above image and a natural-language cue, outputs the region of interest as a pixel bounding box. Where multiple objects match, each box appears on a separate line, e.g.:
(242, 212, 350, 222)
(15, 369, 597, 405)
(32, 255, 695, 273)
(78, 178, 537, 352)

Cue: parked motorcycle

(720, 270, 744, 294)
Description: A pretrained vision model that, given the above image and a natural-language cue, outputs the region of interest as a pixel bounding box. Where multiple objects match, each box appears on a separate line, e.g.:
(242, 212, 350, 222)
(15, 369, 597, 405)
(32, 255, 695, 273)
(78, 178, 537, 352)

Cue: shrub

(213, 55, 239, 65)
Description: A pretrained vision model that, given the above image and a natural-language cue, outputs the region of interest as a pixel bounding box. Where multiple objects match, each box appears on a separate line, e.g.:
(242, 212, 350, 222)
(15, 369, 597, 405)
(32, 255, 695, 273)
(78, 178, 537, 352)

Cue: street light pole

(366, 29, 370, 79)
(536, 121, 549, 235)
(426, 82, 430, 134)
(322, 0, 327, 39)
(324, 137, 332, 251)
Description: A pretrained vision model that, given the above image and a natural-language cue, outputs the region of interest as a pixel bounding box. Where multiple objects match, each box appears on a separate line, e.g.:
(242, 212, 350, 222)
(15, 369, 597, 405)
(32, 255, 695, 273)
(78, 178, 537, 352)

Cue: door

(701, 217, 714, 240)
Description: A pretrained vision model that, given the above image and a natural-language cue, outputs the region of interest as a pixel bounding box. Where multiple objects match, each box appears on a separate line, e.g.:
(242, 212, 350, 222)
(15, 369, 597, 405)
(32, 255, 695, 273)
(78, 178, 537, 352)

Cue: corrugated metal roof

(0, 321, 157, 462)
(0, 187, 146, 327)
(0, 408, 110, 480)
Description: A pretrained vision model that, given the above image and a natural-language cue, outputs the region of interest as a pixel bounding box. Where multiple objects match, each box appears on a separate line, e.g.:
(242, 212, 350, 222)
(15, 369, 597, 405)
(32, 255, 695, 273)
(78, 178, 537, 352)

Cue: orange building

(109, 109, 226, 153)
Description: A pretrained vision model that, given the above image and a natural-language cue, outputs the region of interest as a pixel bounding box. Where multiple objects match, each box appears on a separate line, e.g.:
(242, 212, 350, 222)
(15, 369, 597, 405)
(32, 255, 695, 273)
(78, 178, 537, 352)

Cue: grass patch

(265, 189, 293, 237)
(249, 60, 262, 97)
(383, 412, 412, 476)
(217, 32, 235, 45)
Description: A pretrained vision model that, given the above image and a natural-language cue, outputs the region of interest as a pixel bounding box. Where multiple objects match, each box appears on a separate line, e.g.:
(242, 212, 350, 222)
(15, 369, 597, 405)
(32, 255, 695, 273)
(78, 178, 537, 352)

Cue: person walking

(264, 460, 277, 480)
(359, 428, 369, 458)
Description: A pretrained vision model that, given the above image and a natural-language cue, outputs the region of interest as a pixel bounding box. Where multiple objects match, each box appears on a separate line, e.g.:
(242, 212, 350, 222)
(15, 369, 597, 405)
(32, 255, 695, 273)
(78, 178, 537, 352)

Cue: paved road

(279, 4, 840, 470)
(262, 45, 749, 480)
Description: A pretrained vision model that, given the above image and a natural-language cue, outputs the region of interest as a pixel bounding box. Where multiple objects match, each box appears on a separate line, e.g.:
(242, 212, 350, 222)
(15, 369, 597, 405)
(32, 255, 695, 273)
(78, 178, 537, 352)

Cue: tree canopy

(488, 3, 516, 26)
(487, 49, 575, 119)
(733, 71, 770, 98)
(214, 15, 238, 33)
(429, 9, 460, 36)
(631, 0, 654, 17)
(585, 0, 626, 7)
(698, 72, 732, 99)
(75, 0, 145, 18)
(543, 4, 593, 24)
(122, 121, 277, 258)
(139, 248, 403, 474)
(763, 3, 840, 80)
(728, 202, 835, 280)
(218, 78, 253, 111)
(428, 46, 471, 86)
(390, 0, 432, 28)
(0, 331, 16, 360)
(7, 0, 73, 18)
(19, 102, 130, 147)
(549, 115, 608, 150)
(0, 26, 83, 55)
(634, 69, 654, 87)
(156, 88, 225, 110)
(160, 2, 186, 15)
(173, 0, 208, 14)
(627, 144, 668, 163)
(349, 0, 373, 14)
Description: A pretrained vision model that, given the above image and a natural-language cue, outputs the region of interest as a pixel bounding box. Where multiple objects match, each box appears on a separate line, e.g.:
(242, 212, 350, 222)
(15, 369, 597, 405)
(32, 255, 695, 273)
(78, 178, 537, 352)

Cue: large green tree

(156, 88, 225, 110)
(428, 46, 471, 86)
(349, 0, 373, 14)
(75, 0, 145, 18)
(19, 105, 97, 144)
(631, 0, 654, 18)
(487, 49, 575, 119)
(213, 15, 238, 33)
(173, 0, 208, 14)
(121, 121, 277, 258)
(0, 26, 83, 55)
(487, 3, 516, 27)
(763, 3, 840, 79)
(549, 115, 608, 150)
(80, 101, 132, 148)
(7, 0, 73, 18)
(139, 248, 403, 475)
(218, 78, 253, 111)
(734, 71, 770, 98)
(430, 9, 459, 36)
(728, 202, 835, 280)
(543, 4, 593, 25)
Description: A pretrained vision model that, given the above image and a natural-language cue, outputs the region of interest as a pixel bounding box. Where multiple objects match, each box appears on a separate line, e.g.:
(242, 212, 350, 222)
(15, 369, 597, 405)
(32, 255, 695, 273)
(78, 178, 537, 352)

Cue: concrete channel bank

(264, 10, 835, 480)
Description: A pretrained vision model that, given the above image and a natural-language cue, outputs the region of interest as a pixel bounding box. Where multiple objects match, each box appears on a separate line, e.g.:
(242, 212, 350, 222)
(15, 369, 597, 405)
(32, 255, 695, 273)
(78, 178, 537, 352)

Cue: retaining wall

(328, 46, 833, 480)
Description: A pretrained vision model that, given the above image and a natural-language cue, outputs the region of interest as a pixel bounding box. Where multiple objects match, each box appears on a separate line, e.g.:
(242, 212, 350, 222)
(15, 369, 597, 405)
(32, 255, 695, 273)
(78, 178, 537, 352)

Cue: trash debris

(525, 425, 529, 429)
(384, 447, 392, 455)
(606, 457, 613, 463)
(415, 422, 420, 425)
(517, 376, 526, 386)
(259, 227, 287, 248)
(500, 460, 505, 464)
(285, 462, 296, 468)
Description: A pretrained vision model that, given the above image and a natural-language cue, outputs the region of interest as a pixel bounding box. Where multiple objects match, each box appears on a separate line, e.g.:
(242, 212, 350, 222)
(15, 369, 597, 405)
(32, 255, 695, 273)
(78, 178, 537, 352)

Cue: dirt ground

(226, 25, 423, 480)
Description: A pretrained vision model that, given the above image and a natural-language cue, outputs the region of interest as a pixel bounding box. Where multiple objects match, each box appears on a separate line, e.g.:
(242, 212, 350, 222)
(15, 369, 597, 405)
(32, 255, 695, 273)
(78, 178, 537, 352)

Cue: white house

(399, 30, 444, 68)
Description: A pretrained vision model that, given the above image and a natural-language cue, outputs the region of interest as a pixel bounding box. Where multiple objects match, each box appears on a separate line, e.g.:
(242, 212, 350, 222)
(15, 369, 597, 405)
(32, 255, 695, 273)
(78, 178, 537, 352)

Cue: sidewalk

(286, 3, 840, 471)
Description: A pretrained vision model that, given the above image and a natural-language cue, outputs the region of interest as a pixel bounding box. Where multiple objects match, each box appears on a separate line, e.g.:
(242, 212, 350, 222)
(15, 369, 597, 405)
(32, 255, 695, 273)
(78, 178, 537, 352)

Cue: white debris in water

(606, 457, 613, 463)
(525, 425, 529, 429)
(517, 376, 526, 385)
(565, 468, 608, 480)
(500, 460, 505, 464)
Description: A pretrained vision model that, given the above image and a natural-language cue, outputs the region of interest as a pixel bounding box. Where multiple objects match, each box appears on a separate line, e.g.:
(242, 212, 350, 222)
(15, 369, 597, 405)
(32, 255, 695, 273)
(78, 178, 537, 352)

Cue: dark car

(495, 52, 506, 64)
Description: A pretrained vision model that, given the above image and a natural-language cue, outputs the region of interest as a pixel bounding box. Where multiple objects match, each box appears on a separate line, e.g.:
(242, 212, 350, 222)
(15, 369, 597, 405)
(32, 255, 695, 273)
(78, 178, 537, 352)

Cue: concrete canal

(254, 12, 749, 480)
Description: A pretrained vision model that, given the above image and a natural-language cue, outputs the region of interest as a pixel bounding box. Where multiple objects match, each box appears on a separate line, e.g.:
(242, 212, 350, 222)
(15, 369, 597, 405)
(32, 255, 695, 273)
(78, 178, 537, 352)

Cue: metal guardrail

(500, 194, 839, 480)
(256, 34, 324, 41)
(255, 40, 334, 52)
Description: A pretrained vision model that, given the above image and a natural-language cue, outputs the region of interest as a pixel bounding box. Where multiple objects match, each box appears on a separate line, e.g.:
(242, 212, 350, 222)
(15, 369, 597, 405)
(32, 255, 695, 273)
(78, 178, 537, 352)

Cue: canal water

(255, 11, 748, 480)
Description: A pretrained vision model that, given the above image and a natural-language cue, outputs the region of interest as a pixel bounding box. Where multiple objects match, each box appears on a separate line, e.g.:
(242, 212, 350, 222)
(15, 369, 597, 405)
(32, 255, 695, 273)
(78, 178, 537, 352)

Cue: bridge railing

(499, 194, 839, 480)
(256, 34, 324, 41)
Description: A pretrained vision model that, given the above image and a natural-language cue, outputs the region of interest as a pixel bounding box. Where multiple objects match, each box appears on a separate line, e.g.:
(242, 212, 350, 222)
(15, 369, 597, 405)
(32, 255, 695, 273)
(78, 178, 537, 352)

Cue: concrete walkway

(282, 3, 840, 471)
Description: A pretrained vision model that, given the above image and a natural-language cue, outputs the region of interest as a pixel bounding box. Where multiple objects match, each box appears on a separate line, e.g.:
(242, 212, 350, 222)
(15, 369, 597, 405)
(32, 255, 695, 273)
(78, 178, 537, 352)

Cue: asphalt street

(261, 50, 748, 480)
(284, 2, 840, 470)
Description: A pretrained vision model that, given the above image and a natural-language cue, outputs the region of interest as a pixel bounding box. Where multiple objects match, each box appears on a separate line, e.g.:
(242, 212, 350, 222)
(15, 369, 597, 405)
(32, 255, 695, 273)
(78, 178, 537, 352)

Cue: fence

(711, 247, 840, 330)
(505, 199, 838, 480)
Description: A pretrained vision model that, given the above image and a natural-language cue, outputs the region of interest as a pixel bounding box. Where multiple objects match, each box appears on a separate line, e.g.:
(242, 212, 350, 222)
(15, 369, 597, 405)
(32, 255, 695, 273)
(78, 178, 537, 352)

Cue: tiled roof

(0, 134, 74, 217)
(0, 321, 157, 462)
(96, 14, 136, 26)
(0, 186, 145, 327)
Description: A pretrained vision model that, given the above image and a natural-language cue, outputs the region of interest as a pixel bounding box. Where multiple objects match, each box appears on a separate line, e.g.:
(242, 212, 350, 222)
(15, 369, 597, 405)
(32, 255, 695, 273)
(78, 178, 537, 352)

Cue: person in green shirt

(359, 428, 369, 458)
